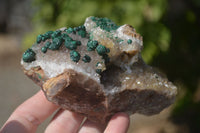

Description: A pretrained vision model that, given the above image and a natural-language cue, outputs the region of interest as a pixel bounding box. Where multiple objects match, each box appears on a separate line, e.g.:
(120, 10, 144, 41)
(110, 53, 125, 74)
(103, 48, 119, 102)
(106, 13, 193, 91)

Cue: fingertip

(111, 112, 130, 121)
(78, 119, 105, 133)
(104, 112, 130, 133)
(45, 110, 84, 133)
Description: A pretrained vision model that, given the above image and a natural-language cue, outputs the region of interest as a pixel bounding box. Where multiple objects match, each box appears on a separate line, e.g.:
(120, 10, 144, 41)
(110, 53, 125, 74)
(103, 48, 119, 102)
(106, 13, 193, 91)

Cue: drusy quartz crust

(21, 16, 177, 124)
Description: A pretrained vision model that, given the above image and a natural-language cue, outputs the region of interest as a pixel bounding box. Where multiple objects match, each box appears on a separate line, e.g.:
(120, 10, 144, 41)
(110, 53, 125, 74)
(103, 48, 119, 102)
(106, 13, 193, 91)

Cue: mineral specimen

(21, 16, 177, 124)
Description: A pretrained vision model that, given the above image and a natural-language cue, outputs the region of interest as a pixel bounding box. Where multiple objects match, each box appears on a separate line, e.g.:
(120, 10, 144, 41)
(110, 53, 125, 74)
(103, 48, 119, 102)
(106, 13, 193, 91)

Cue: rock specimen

(21, 16, 177, 124)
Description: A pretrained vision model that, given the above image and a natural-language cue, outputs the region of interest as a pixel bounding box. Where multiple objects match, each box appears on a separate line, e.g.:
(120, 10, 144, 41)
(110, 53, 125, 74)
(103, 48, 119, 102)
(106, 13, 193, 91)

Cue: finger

(78, 119, 105, 133)
(45, 109, 84, 133)
(1, 90, 58, 133)
(104, 113, 130, 133)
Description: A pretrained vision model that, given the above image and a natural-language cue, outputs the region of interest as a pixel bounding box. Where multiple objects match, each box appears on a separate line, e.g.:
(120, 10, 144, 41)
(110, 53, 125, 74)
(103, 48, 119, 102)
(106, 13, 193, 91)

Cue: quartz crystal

(21, 16, 177, 123)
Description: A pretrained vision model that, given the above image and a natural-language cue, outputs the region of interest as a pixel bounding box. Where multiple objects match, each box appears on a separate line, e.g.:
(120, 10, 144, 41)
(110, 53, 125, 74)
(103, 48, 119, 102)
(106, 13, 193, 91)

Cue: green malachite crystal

(102, 54, 110, 64)
(96, 62, 100, 67)
(96, 44, 109, 56)
(87, 40, 98, 51)
(22, 48, 36, 62)
(49, 37, 63, 50)
(45, 41, 51, 48)
(41, 46, 47, 53)
(76, 41, 81, 46)
(82, 55, 91, 63)
(78, 30, 86, 38)
(61, 33, 69, 39)
(36, 34, 43, 44)
(70, 50, 80, 62)
(51, 30, 61, 39)
(66, 27, 74, 34)
(91, 17, 119, 32)
(65, 40, 78, 50)
(65, 36, 73, 41)
(127, 39, 132, 44)
(95, 69, 102, 74)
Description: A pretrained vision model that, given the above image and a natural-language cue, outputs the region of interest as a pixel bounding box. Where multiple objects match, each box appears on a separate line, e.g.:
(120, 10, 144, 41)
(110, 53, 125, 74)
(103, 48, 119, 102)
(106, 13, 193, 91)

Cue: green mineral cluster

(23, 17, 114, 74)
(64, 35, 81, 50)
(96, 45, 110, 56)
(86, 40, 110, 65)
(65, 27, 74, 34)
(82, 55, 91, 63)
(73, 25, 87, 38)
(51, 30, 62, 39)
(70, 50, 80, 62)
(87, 40, 99, 51)
(36, 31, 53, 43)
(91, 17, 119, 32)
(41, 42, 51, 53)
(22, 48, 36, 62)
(49, 37, 63, 50)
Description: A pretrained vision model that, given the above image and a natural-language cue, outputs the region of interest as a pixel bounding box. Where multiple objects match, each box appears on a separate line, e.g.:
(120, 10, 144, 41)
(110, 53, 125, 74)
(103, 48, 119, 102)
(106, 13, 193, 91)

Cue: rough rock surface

(21, 16, 177, 124)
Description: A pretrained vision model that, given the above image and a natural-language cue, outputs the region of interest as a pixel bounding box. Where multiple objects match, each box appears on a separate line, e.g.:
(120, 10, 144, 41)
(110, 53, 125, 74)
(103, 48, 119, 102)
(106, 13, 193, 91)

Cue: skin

(0, 90, 130, 133)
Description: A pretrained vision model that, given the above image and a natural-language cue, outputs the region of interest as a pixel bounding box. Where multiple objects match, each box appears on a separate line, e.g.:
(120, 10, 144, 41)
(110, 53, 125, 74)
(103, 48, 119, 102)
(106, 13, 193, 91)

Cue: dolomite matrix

(21, 16, 177, 123)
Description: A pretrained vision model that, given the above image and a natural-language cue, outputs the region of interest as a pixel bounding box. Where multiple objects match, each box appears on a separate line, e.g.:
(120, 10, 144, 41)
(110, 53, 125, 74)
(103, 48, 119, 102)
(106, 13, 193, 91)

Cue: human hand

(0, 91, 130, 133)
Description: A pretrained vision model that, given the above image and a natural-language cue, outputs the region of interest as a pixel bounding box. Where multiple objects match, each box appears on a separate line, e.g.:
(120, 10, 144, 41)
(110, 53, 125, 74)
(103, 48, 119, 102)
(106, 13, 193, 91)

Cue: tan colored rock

(21, 16, 177, 124)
